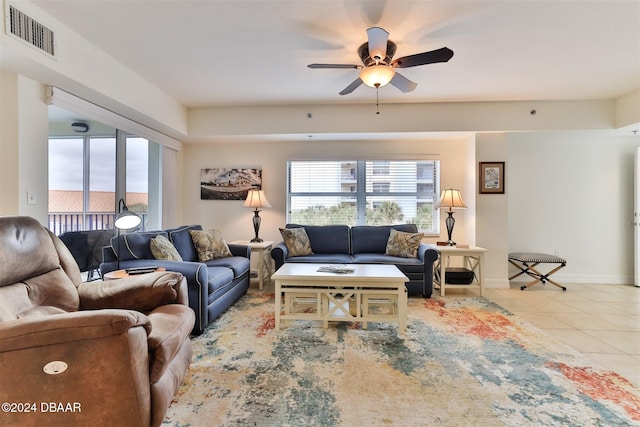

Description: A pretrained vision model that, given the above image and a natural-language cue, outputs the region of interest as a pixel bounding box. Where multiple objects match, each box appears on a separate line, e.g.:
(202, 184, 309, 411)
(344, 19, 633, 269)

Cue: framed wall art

(200, 168, 262, 200)
(479, 162, 505, 194)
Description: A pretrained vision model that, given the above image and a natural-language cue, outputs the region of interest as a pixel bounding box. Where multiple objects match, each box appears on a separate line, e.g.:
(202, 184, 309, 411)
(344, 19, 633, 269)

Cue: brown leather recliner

(0, 216, 195, 427)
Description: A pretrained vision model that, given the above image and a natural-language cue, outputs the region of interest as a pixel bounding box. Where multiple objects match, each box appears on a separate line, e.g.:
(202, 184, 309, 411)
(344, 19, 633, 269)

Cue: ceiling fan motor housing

(358, 41, 397, 66)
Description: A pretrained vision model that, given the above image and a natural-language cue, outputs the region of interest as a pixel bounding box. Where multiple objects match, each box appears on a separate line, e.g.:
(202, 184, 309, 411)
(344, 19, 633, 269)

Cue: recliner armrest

(0, 309, 150, 352)
(78, 271, 186, 311)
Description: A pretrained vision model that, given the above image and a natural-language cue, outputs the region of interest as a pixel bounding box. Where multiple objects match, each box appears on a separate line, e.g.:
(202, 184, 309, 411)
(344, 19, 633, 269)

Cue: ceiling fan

(308, 27, 454, 95)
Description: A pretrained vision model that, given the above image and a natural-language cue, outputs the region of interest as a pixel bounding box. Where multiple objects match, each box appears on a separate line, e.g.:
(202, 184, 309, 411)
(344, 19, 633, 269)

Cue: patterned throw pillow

(150, 235, 183, 261)
(188, 229, 233, 261)
(279, 227, 313, 257)
(385, 229, 424, 258)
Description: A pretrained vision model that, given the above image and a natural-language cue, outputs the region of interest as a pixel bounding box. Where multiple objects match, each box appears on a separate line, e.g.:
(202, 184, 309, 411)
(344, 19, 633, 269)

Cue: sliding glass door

(48, 131, 156, 234)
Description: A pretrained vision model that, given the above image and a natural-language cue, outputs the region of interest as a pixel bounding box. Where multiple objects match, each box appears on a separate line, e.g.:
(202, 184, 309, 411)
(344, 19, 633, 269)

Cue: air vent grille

(7, 5, 55, 57)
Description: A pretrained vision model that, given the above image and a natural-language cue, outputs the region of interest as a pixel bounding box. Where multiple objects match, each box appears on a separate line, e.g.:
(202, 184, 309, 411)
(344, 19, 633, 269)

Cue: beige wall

(508, 132, 639, 285)
(0, 70, 19, 215)
(181, 136, 475, 244)
(0, 71, 49, 222)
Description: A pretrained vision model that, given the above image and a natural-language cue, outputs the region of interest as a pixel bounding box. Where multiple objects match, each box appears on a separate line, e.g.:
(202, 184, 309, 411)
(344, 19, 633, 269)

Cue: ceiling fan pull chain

(376, 85, 380, 115)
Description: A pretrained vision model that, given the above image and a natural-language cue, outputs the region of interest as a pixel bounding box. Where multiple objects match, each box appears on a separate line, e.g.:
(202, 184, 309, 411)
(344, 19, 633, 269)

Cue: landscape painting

(200, 168, 262, 200)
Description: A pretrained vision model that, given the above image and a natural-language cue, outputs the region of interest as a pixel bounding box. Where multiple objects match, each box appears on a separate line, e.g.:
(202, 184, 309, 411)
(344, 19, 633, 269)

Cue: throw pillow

(150, 235, 183, 261)
(279, 227, 313, 257)
(188, 229, 233, 261)
(385, 229, 424, 258)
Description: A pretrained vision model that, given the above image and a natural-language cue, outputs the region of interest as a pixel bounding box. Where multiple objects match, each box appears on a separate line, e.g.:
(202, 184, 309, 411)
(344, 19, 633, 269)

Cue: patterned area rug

(164, 290, 640, 426)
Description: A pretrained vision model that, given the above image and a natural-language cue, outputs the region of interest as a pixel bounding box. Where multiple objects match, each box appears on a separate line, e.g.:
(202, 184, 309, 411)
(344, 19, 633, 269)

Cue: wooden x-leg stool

(508, 252, 567, 291)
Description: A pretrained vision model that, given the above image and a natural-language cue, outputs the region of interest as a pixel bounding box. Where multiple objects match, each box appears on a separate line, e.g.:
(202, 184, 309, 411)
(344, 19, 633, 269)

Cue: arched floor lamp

(115, 198, 141, 270)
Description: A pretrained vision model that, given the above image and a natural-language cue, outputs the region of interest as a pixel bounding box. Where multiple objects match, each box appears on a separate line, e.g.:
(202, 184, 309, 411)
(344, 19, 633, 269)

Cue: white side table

(434, 245, 488, 296)
(231, 240, 273, 290)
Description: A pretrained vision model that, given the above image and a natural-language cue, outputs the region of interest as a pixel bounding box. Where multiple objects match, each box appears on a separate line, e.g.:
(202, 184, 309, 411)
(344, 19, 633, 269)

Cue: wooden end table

(434, 245, 487, 296)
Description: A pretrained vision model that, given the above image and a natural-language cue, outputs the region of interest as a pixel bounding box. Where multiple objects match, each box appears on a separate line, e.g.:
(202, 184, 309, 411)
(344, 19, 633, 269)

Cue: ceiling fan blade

(389, 72, 417, 93)
(392, 47, 454, 68)
(308, 63, 360, 69)
(339, 78, 363, 95)
(366, 27, 389, 62)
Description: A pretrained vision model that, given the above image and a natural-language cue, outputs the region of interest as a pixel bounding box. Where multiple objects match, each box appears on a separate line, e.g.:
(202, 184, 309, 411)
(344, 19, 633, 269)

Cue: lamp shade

(114, 198, 142, 230)
(359, 64, 395, 88)
(243, 189, 271, 209)
(436, 189, 467, 209)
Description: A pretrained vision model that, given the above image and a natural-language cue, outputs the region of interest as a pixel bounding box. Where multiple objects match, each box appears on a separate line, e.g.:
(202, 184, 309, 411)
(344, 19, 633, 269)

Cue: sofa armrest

(78, 271, 185, 312)
(417, 243, 439, 297)
(270, 241, 288, 270)
(417, 243, 439, 263)
(228, 243, 251, 258)
(0, 309, 150, 352)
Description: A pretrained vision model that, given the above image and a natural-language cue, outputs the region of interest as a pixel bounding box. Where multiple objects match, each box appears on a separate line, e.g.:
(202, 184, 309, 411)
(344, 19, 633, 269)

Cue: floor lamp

(437, 189, 467, 246)
(243, 189, 271, 243)
(114, 198, 142, 270)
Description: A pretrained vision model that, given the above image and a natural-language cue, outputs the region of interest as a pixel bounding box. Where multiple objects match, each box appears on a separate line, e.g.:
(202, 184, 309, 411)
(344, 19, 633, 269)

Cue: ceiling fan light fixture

(359, 64, 395, 88)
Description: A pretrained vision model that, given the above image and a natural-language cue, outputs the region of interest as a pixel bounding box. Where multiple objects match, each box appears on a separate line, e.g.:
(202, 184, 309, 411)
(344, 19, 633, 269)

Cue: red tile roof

(49, 190, 148, 212)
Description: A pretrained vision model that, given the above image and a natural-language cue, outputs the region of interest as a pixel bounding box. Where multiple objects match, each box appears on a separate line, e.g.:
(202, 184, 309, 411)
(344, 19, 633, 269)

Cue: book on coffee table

(317, 265, 355, 274)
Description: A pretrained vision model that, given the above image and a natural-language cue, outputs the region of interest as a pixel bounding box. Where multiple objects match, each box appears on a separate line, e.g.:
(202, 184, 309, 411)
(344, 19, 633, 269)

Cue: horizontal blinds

(287, 160, 440, 232)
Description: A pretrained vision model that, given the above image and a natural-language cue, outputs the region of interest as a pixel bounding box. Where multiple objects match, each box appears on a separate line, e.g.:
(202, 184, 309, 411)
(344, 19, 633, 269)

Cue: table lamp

(243, 189, 271, 242)
(115, 198, 142, 269)
(436, 189, 467, 246)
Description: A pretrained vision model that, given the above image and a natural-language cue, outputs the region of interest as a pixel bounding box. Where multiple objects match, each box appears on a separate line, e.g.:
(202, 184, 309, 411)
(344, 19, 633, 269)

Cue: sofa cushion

(112, 231, 167, 261)
(150, 235, 183, 261)
(189, 229, 233, 261)
(287, 224, 350, 254)
(166, 225, 202, 262)
(351, 224, 418, 254)
(205, 256, 251, 279)
(280, 227, 313, 256)
(206, 266, 234, 294)
(385, 229, 424, 258)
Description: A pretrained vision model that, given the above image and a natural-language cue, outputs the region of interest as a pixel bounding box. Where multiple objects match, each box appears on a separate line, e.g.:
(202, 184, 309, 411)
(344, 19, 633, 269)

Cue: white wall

(508, 132, 640, 284)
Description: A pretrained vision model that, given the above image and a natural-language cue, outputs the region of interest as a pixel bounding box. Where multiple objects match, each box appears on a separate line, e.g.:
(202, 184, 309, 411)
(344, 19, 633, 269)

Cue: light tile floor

(480, 283, 640, 387)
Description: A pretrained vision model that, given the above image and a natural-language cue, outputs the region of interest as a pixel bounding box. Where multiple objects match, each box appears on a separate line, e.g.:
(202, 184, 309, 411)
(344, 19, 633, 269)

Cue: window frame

(286, 159, 441, 235)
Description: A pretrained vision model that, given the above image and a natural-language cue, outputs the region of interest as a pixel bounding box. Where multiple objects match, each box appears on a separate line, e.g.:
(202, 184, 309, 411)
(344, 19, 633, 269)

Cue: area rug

(163, 290, 640, 426)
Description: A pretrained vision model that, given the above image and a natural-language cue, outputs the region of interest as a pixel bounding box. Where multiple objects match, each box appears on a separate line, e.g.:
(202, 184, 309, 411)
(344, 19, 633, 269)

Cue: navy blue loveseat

(271, 224, 439, 297)
(100, 225, 250, 334)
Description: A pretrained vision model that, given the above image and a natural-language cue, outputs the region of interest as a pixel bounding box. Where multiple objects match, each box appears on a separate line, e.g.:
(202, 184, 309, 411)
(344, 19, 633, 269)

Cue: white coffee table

(272, 263, 409, 332)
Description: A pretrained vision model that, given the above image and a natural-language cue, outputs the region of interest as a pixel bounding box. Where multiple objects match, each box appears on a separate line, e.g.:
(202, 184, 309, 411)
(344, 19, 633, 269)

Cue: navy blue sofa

(271, 224, 439, 297)
(100, 225, 250, 334)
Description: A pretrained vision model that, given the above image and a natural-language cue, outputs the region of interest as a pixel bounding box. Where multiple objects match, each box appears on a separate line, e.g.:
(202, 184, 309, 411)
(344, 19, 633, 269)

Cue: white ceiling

(33, 0, 640, 110)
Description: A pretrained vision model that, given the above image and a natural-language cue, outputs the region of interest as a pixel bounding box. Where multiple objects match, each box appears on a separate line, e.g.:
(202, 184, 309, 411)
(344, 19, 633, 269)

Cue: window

(48, 134, 153, 234)
(287, 160, 440, 234)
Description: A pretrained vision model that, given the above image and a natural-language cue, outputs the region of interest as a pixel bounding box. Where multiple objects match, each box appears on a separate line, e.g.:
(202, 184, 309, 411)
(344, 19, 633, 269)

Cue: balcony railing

(48, 212, 148, 235)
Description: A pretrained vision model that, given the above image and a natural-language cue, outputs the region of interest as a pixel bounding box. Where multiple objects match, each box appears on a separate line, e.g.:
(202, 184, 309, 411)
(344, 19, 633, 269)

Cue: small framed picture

(479, 162, 505, 194)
